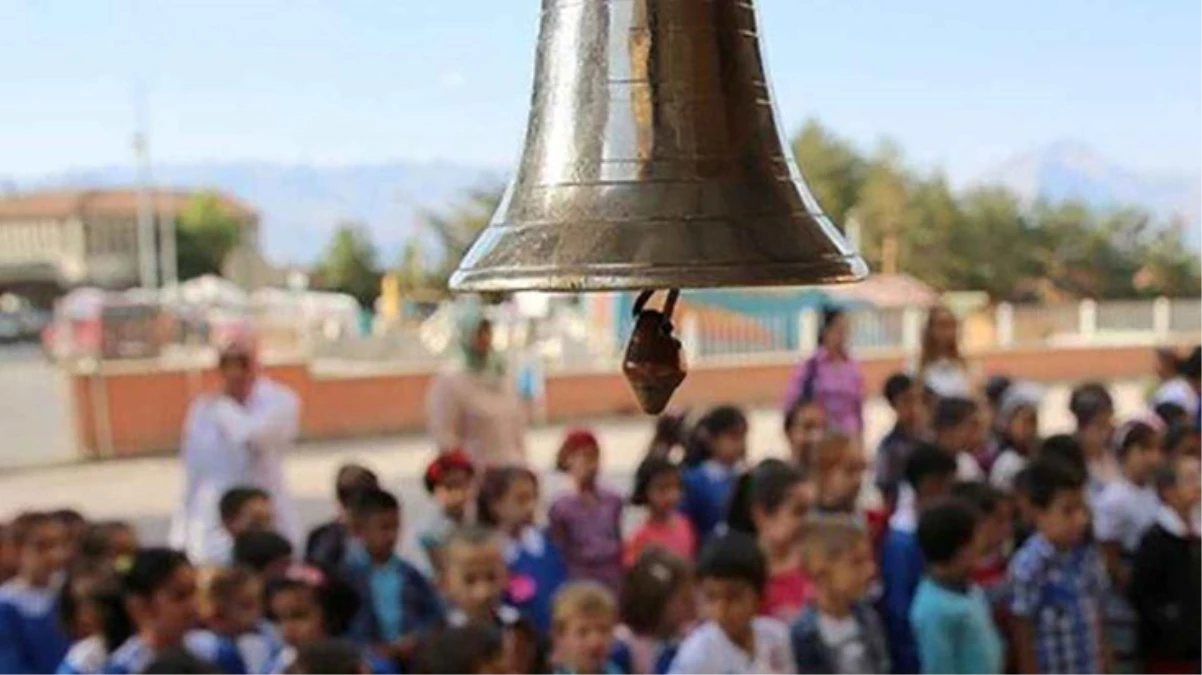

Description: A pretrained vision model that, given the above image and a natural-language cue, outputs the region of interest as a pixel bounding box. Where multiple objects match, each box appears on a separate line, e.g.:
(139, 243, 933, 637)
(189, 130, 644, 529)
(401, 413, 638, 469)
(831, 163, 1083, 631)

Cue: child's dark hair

(932, 396, 978, 432)
(683, 405, 748, 467)
(950, 481, 1002, 515)
(903, 442, 957, 489)
(50, 509, 86, 531)
(232, 531, 293, 574)
(335, 463, 380, 507)
(264, 567, 360, 636)
(647, 410, 690, 461)
(883, 373, 916, 406)
(142, 648, 220, 674)
(783, 395, 820, 433)
(218, 486, 270, 525)
(630, 455, 681, 507)
(726, 458, 805, 534)
(77, 521, 135, 564)
(1069, 382, 1114, 428)
(1019, 457, 1086, 510)
(294, 638, 365, 674)
(916, 498, 979, 564)
(97, 548, 191, 650)
(984, 375, 1013, 411)
(620, 548, 691, 635)
(346, 487, 401, 523)
(414, 622, 504, 674)
(1039, 434, 1087, 473)
(695, 531, 767, 594)
(1114, 420, 1158, 460)
(1163, 422, 1192, 454)
(58, 566, 121, 642)
(1183, 346, 1201, 380)
(8, 511, 56, 547)
(476, 466, 538, 527)
(1154, 402, 1188, 429)
(1152, 454, 1197, 496)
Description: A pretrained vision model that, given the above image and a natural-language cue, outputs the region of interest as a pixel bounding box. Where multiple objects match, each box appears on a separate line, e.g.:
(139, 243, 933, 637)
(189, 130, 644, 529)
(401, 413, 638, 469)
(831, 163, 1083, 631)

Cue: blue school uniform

(0, 577, 71, 674)
(340, 540, 444, 657)
(101, 632, 219, 675)
(56, 635, 108, 675)
(188, 621, 282, 674)
(503, 526, 567, 637)
(265, 645, 396, 675)
(878, 523, 924, 675)
(681, 460, 737, 541)
(610, 636, 679, 675)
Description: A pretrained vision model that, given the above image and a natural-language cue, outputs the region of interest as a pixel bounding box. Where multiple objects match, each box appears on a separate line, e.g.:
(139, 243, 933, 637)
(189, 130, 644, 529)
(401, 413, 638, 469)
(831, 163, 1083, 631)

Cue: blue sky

(2, 0, 1199, 181)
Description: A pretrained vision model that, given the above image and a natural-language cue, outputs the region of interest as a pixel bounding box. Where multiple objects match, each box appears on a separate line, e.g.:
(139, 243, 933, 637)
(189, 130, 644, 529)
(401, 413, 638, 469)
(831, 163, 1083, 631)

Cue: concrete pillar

(902, 306, 924, 353)
(996, 302, 1015, 348)
(1079, 299, 1097, 342)
(681, 314, 700, 366)
(1153, 296, 1171, 337)
(799, 308, 819, 354)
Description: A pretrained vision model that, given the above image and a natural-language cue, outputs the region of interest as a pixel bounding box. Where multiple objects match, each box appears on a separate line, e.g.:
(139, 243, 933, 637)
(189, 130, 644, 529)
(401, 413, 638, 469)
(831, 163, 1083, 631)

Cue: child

(910, 499, 1004, 674)
(549, 429, 625, 594)
(52, 509, 88, 564)
(879, 443, 957, 675)
(195, 566, 280, 674)
(615, 549, 694, 675)
(305, 463, 380, 572)
(341, 487, 443, 670)
(784, 396, 828, 472)
(292, 639, 369, 675)
(551, 581, 621, 674)
(875, 373, 927, 509)
(681, 405, 749, 541)
(726, 459, 812, 622)
(932, 396, 987, 480)
(440, 525, 545, 674)
(233, 530, 294, 579)
(949, 481, 1011, 600)
(1069, 381, 1118, 498)
(478, 466, 567, 638)
(811, 433, 866, 515)
(646, 410, 690, 463)
(0, 511, 72, 674)
(1130, 454, 1201, 674)
(419, 449, 476, 575)
(264, 565, 383, 674)
(220, 487, 275, 541)
(790, 519, 889, 674)
(668, 532, 795, 674)
(57, 567, 122, 675)
(415, 622, 508, 674)
(625, 456, 696, 565)
(988, 382, 1041, 490)
(0, 522, 17, 584)
(78, 521, 139, 573)
(1008, 457, 1107, 675)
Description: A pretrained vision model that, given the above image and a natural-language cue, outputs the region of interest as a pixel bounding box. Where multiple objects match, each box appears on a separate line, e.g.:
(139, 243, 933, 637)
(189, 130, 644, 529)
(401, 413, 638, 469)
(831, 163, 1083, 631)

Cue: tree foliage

(417, 184, 505, 291)
(316, 221, 382, 308)
(176, 192, 244, 281)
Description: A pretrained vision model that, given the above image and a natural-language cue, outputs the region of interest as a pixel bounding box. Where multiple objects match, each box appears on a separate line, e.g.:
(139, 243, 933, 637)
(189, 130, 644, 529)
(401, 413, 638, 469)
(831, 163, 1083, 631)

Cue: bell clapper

(622, 289, 687, 415)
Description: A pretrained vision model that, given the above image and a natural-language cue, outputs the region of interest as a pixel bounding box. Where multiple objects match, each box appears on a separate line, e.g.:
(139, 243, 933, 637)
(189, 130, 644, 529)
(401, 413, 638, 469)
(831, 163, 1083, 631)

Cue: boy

(0, 512, 72, 673)
(551, 581, 621, 674)
(932, 397, 987, 480)
(233, 530, 294, 579)
(790, 519, 890, 674)
(1130, 455, 1201, 674)
(875, 373, 927, 509)
(1008, 457, 1107, 675)
(669, 532, 795, 674)
(195, 566, 281, 674)
(879, 443, 957, 675)
(305, 463, 379, 571)
(910, 499, 1003, 674)
(220, 487, 274, 541)
(342, 487, 443, 671)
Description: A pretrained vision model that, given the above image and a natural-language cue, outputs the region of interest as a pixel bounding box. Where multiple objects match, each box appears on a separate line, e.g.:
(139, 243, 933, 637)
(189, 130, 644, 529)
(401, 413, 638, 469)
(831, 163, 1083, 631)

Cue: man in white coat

(169, 334, 301, 564)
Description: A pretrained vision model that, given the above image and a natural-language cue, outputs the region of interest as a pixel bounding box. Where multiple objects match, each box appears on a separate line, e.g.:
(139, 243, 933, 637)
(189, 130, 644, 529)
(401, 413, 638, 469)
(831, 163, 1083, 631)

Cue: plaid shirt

(1007, 535, 1107, 674)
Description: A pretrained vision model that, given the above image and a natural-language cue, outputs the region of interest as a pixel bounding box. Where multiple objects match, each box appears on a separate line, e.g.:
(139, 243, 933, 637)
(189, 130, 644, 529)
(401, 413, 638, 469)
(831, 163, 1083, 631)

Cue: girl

(551, 582, 621, 675)
(726, 459, 813, 623)
(784, 397, 828, 472)
(615, 549, 694, 675)
(1070, 382, 1119, 499)
(681, 405, 749, 541)
(549, 429, 624, 594)
(810, 433, 866, 515)
(989, 383, 1042, 490)
(914, 305, 973, 398)
(784, 308, 865, 438)
(263, 564, 384, 673)
(646, 411, 690, 464)
(57, 567, 122, 674)
(625, 456, 696, 565)
(419, 449, 477, 575)
(0, 511, 72, 674)
(478, 466, 567, 637)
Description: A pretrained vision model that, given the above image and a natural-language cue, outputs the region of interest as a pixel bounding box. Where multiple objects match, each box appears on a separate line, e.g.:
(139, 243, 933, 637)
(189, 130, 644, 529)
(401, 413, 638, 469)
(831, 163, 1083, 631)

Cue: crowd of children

(1, 345, 1199, 674)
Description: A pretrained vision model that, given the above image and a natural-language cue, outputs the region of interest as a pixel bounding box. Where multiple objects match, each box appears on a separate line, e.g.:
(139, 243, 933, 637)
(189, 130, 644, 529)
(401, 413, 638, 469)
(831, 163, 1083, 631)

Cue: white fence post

(798, 308, 819, 354)
(996, 302, 1015, 349)
(681, 314, 700, 365)
(902, 306, 923, 353)
(1153, 296, 1171, 337)
(1079, 299, 1098, 342)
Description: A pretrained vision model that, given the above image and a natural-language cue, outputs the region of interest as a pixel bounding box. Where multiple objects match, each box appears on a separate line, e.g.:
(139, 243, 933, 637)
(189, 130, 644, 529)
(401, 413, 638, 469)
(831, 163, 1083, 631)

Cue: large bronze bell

(450, 0, 868, 412)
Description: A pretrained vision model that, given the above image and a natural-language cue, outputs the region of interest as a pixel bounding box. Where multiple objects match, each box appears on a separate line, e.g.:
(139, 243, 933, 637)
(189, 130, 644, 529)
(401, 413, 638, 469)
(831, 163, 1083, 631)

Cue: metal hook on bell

(623, 289, 686, 415)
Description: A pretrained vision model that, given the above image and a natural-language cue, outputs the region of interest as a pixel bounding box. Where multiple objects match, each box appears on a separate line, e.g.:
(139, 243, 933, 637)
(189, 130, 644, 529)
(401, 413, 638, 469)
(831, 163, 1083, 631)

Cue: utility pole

(158, 191, 176, 287)
(134, 129, 156, 289)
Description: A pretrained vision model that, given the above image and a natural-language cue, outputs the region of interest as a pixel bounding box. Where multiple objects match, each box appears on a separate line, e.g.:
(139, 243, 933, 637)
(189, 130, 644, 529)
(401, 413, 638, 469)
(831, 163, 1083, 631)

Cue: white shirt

(169, 377, 301, 564)
(1153, 378, 1200, 418)
(990, 449, 1027, 491)
(426, 369, 527, 468)
(1093, 477, 1159, 552)
(817, 612, 869, 675)
(914, 358, 973, 399)
(956, 452, 984, 481)
(669, 617, 796, 674)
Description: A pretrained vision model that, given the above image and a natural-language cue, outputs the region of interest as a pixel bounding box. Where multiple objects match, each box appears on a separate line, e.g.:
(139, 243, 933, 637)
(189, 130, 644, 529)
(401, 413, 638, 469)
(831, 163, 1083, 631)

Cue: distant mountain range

(4, 142, 1198, 263)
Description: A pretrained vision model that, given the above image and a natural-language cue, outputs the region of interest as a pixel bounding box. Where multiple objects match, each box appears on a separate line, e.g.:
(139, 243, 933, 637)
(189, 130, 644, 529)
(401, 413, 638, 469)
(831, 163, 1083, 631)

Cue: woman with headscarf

(913, 305, 974, 399)
(783, 307, 865, 438)
(426, 300, 528, 468)
(169, 331, 301, 564)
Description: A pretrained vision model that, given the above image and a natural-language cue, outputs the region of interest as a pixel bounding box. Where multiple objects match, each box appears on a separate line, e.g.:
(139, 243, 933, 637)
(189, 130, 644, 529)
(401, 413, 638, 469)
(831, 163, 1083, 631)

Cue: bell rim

(449, 254, 869, 293)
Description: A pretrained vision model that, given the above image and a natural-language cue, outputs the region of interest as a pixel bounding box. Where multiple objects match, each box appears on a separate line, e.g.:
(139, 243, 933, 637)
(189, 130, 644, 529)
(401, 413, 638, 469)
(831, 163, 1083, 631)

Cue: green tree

(175, 192, 244, 280)
(791, 119, 868, 227)
(317, 222, 382, 308)
(420, 184, 505, 289)
(852, 142, 910, 273)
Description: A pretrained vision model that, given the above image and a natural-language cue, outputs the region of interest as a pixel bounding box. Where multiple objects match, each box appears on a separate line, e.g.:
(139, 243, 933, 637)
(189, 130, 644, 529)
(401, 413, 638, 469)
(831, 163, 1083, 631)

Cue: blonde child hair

(552, 580, 617, 633)
(799, 517, 869, 579)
